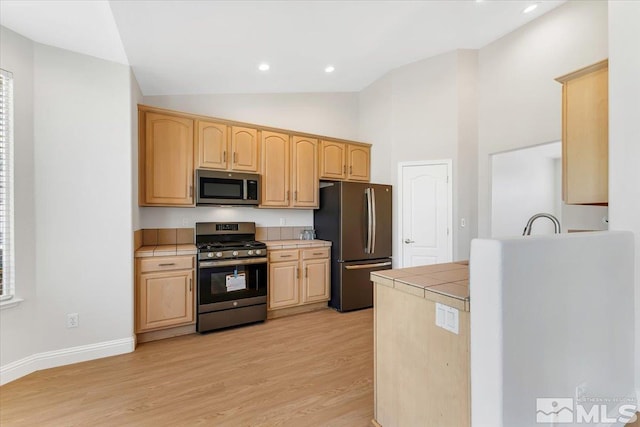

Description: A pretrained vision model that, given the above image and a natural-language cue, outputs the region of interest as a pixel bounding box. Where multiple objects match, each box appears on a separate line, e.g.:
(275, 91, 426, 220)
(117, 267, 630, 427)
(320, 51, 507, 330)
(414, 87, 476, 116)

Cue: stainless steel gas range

(195, 222, 267, 333)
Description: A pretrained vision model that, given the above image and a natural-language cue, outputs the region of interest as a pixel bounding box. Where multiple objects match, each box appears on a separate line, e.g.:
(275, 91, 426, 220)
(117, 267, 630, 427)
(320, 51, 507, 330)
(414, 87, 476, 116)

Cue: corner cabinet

(268, 247, 330, 312)
(135, 256, 195, 333)
(556, 60, 608, 205)
(319, 140, 371, 182)
(140, 111, 195, 206)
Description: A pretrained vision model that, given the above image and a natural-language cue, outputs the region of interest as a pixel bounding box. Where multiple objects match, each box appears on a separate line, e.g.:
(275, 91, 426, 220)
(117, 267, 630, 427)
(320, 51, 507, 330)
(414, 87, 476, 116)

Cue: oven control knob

(207, 253, 213, 258)
(215, 252, 222, 258)
(248, 250, 254, 256)
(255, 249, 262, 255)
(232, 251, 239, 257)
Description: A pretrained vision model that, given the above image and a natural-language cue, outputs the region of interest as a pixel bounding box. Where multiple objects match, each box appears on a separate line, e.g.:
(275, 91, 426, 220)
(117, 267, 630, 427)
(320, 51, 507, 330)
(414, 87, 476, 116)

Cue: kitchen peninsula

(371, 262, 470, 427)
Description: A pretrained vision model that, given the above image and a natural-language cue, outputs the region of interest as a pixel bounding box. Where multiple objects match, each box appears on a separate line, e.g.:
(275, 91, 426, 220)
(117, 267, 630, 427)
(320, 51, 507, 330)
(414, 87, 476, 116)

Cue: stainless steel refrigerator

(314, 181, 392, 312)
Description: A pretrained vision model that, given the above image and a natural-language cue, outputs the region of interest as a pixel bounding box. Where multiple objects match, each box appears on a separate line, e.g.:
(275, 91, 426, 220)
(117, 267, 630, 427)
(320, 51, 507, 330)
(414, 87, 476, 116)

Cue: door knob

(404, 239, 415, 244)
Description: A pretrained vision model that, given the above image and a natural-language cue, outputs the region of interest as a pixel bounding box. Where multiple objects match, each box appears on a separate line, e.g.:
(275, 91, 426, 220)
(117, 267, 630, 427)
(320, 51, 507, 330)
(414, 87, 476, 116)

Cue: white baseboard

(0, 337, 135, 386)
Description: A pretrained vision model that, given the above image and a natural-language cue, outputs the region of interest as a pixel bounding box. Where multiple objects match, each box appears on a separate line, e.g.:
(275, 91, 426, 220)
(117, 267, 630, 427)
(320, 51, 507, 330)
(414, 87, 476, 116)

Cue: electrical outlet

(279, 218, 286, 226)
(182, 217, 189, 227)
(67, 313, 79, 328)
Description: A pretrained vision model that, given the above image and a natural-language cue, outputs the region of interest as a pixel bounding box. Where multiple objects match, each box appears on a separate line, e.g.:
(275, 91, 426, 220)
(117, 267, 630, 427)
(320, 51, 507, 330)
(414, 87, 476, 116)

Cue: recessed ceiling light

(325, 65, 335, 73)
(258, 63, 270, 71)
(523, 3, 538, 13)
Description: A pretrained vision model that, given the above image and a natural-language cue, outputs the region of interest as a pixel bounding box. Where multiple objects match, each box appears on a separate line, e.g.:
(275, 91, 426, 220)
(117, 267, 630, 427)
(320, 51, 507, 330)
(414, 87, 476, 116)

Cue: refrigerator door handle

(365, 188, 373, 253)
(371, 187, 377, 254)
(345, 261, 392, 270)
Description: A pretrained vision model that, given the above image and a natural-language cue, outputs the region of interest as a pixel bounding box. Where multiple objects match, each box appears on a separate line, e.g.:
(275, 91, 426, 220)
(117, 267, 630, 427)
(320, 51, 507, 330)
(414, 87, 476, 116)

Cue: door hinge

(447, 228, 450, 236)
(446, 176, 449, 183)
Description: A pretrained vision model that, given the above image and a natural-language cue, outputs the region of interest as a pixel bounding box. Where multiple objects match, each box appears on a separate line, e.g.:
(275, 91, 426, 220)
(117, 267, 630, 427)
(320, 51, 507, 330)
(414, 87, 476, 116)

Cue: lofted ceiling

(1, 0, 565, 96)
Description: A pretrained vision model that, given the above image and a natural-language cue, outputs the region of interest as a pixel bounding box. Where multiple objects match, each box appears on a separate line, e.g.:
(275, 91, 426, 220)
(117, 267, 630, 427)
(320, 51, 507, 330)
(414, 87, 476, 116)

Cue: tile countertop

(135, 244, 197, 258)
(265, 240, 332, 250)
(371, 261, 470, 311)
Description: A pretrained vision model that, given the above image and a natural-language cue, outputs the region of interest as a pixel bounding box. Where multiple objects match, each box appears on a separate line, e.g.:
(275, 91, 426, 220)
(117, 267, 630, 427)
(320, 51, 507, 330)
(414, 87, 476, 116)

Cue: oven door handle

(199, 257, 268, 268)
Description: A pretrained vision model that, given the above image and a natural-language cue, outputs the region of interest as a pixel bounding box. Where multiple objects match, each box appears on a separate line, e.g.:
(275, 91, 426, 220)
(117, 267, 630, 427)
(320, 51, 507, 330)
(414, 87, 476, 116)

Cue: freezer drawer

(337, 258, 393, 312)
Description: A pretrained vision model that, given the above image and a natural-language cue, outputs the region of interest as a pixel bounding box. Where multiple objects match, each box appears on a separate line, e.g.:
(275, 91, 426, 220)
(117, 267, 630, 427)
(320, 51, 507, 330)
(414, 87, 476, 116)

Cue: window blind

(0, 68, 14, 300)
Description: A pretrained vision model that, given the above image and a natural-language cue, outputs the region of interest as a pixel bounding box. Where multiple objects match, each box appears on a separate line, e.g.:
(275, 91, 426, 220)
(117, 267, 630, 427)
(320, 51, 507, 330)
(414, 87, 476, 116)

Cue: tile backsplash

(135, 227, 313, 249)
(140, 228, 195, 246)
(256, 226, 314, 241)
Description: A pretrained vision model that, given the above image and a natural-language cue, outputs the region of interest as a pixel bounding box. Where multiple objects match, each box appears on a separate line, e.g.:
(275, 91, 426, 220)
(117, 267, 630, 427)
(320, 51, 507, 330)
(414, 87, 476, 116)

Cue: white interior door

(400, 161, 452, 267)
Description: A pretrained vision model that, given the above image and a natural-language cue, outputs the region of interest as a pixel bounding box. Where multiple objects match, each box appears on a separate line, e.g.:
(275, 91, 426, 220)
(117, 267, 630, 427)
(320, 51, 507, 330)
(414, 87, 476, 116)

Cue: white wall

(0, 27, 37, 368)
(477, 0, 608, 238)
(32, 43, 134, 351)
(491, 144, 559, 237)
(140, 92, 360, 229)
(608, 0, 640, 395)
(358, 50, 478, 264)
(131, 71, 143, 231)
(144, 92, 359, 141)
(1, 35, 135, 385)
(471, 232, 635, 426)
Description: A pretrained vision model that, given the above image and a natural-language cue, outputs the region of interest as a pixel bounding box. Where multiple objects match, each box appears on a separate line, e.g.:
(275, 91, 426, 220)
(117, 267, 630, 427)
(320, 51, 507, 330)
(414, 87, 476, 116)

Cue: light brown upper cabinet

(291, 136, 319, 208)
(230, 126, 260, 172)
(196, 120, 228, 170)
(319, 140, 371, 182)
(140, 111, 195, 206)
(261, 133, 319, 209)
(197, 122, 259, 173)
(556, 60, 608, 205)
(261, 131, 291, 207)
(319, 140, 347, 180)
(348, 144, 371, 182)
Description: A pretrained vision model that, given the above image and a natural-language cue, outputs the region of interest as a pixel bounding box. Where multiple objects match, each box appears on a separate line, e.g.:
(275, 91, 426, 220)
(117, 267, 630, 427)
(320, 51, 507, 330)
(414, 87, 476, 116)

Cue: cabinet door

(562, 64, 608, 204)
(292, 136, 319, 208)
(197, 120, 228, 170)
(302, 258, 330, 303)
(319, 140, 346, 180)
(261, 131, 290, 207)
(143, 112, 194, 205)
(231, 126, 259, 172)
(348, 144, 371, 182)
(137, 269, 194, 332)
(268, 261, 300, 309)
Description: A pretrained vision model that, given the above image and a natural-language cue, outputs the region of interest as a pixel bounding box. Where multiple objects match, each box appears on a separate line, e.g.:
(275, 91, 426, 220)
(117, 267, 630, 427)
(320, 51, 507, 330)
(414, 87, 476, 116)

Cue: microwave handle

(243, 180, 248, 200)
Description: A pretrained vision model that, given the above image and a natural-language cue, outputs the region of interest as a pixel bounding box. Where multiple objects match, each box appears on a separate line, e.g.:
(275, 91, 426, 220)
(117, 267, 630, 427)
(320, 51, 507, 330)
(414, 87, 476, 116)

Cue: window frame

(0, 68, 15, 303)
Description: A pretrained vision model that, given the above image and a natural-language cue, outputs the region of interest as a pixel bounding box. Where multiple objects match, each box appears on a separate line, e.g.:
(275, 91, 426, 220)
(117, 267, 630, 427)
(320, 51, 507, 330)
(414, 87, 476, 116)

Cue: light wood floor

(0, 309, 374, 426)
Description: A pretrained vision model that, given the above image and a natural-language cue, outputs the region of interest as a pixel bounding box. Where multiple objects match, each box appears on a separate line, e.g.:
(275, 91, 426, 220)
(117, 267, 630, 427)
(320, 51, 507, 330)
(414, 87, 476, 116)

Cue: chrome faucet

(522, 213, 562, 236)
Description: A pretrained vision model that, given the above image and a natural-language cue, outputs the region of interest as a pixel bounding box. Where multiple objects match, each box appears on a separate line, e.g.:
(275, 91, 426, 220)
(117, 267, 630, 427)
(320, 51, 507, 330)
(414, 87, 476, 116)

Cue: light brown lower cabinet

(268, 247, 330, 311)
(136, 256, 195, 333)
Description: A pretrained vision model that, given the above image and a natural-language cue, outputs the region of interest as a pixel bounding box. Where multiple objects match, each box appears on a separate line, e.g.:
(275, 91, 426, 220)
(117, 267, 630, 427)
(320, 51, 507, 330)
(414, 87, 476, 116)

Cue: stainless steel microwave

(196, 170, 261, 206)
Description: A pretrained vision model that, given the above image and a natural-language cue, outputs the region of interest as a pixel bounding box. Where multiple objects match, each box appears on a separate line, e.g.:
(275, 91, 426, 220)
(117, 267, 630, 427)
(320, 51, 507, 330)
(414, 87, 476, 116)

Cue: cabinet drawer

(302, 247, 330, 260)
(138, 256, 194, 273)
(269, 250, 299, 262)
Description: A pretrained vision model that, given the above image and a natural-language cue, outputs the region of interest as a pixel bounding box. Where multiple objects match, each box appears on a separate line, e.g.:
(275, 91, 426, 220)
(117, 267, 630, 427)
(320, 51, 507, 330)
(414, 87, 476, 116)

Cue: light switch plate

(435, 303, 459, 334)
